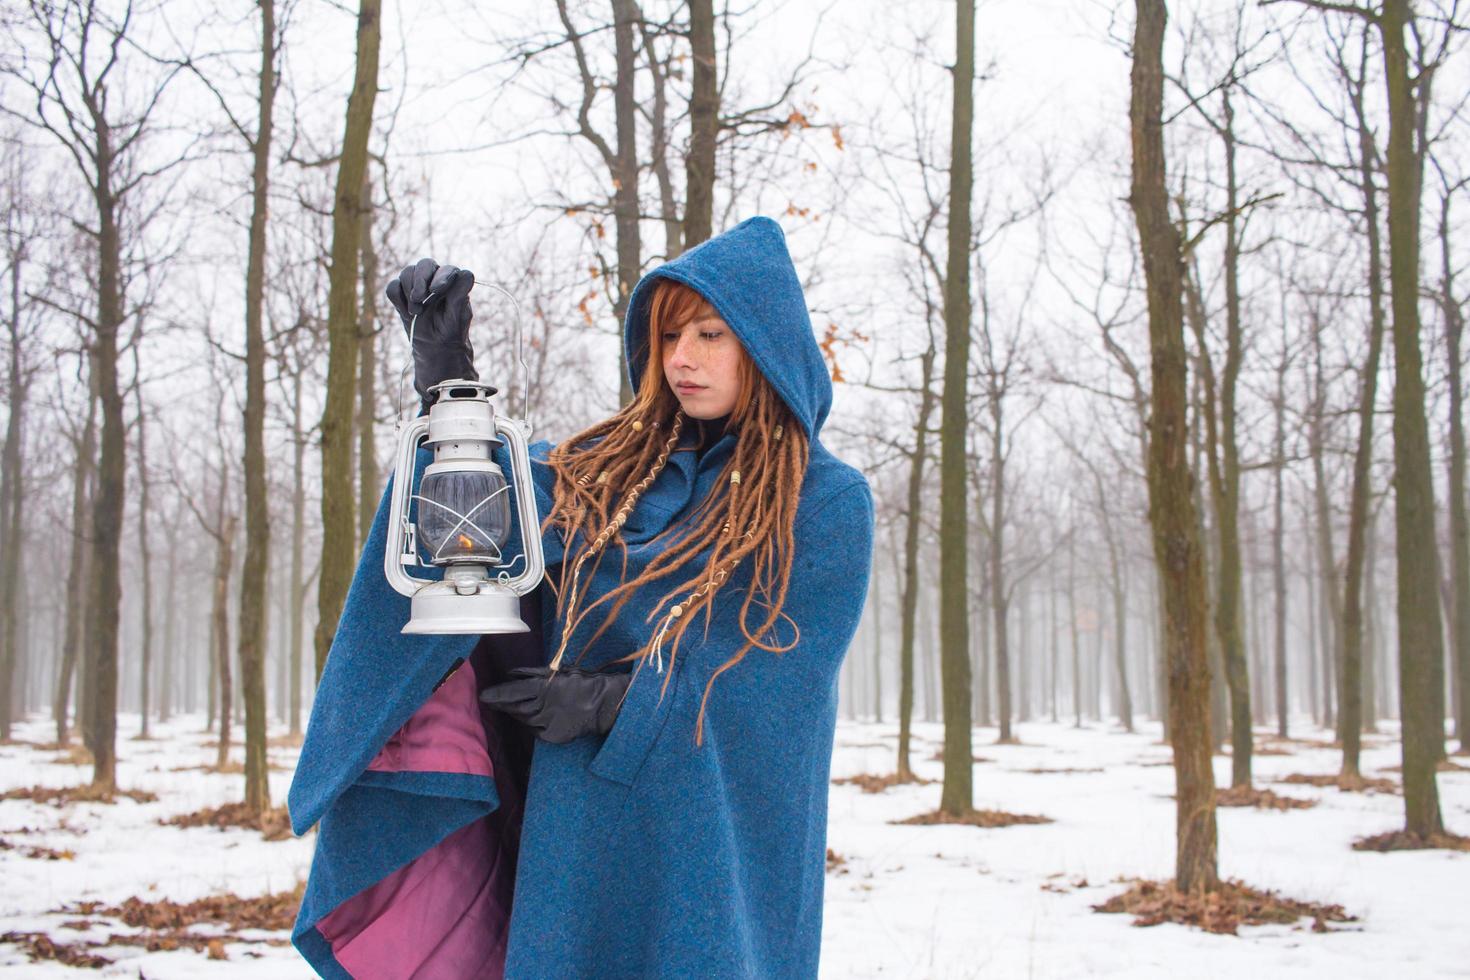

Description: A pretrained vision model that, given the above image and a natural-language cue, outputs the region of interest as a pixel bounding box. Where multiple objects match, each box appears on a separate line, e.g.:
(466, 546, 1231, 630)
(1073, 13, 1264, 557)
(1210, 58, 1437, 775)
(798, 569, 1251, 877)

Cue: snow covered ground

(824, 719, 1469, 978)
(1, 713, 1466, 977)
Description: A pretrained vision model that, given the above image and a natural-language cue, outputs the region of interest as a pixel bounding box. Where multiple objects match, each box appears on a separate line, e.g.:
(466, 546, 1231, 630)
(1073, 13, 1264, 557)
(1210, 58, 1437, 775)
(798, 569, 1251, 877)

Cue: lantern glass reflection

(416, 467, 512, 564)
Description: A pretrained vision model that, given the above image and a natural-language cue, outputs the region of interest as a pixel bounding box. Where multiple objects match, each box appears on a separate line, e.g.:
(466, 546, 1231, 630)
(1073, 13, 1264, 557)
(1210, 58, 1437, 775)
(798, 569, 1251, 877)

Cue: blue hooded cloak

(289, 215, 874, 978)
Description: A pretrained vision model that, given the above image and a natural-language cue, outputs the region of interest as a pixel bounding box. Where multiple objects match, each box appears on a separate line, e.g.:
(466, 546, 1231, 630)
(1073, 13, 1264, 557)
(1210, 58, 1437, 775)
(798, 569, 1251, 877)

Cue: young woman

(288, 216, 874, 978)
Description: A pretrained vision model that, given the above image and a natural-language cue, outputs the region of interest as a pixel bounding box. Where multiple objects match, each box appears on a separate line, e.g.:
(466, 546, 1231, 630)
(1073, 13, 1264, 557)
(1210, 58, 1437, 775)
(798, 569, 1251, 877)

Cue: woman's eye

(701, 331, 721, 340)
(662, 332, 679, 342)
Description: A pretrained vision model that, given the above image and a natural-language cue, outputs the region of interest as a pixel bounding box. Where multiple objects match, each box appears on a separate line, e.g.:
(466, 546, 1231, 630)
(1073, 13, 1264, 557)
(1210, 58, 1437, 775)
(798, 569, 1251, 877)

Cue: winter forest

(1, 0, 1468, 976)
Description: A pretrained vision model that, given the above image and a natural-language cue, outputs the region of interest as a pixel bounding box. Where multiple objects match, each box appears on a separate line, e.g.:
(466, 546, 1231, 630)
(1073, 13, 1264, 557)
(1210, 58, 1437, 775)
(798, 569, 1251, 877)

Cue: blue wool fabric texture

(289, 215, 875, 978)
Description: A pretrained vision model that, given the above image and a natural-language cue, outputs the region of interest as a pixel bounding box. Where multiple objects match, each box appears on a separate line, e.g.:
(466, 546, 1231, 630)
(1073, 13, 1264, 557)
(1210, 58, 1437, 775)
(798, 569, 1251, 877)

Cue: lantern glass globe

(416, 467, 513, 564)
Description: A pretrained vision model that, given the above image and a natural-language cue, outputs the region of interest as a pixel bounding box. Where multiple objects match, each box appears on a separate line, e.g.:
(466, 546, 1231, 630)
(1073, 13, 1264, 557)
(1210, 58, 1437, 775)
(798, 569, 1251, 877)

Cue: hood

(623, 216, 832, 441)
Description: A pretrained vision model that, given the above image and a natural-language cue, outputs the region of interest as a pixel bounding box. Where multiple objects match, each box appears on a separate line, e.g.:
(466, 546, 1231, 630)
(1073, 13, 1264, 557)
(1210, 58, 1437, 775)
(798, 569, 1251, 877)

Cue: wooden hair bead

(670, 604, 684, 618)
(597, 471, 609, 485)
(774, 425, 783, 441)
(632, 420, 644, 432)
(730, 470, 741, 486)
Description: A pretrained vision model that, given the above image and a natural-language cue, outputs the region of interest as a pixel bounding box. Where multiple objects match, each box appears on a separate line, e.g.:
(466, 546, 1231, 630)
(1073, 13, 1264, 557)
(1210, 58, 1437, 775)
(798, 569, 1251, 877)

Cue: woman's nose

(669, 333, 697, 367)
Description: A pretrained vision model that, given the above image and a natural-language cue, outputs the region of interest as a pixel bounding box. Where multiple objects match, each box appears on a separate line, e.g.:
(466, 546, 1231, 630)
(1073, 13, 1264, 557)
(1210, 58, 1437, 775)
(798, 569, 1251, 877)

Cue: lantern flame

(457, 533, 475, 551)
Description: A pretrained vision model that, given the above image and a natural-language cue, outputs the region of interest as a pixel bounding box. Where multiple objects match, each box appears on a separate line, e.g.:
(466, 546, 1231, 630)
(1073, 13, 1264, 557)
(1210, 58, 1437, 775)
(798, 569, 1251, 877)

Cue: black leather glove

(479, 665, 632, 744)
(385, 258, 478, 411)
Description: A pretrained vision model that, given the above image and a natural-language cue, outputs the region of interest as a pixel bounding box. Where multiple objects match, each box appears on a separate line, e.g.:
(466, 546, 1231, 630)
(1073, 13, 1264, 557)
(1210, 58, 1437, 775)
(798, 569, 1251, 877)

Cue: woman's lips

(676, 383, 706, 393)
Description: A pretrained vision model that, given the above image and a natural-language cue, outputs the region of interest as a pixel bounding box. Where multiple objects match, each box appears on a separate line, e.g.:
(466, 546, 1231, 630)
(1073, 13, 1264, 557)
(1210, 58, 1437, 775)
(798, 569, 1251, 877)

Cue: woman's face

(661, 311, 744, 419)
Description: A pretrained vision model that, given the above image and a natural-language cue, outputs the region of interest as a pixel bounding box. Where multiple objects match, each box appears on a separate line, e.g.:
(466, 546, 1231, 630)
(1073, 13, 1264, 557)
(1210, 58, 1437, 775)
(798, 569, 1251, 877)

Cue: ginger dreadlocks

(538, 278, 810, 744)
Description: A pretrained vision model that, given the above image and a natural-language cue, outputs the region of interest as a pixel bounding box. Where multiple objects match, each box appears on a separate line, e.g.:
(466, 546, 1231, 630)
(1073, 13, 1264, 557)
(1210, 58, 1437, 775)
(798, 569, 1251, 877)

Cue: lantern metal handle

(395, 279, 533, 430)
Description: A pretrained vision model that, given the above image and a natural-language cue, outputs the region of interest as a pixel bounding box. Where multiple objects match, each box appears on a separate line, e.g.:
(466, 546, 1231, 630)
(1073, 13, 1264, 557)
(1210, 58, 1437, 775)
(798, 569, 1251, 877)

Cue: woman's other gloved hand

(385, 258, 478, 412)
(479, 665, 633, 744)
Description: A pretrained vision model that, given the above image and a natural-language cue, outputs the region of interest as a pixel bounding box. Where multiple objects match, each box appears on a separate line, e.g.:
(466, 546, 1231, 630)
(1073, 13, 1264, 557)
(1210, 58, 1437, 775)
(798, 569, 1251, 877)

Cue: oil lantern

(383, 378, 544, 634)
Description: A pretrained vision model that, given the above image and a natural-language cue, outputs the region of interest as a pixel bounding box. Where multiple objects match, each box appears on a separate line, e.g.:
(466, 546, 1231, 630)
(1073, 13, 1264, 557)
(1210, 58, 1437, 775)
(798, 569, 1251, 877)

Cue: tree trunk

(358, 170, 378, 547)
(1018, 586, 1031, 723)
(290, 368, 306, 737)
(159, 521, 178, 723)
(938, 0, 975, 814)
(208, 575, 221, 733)
(1050, 562, 1060, 722)
(1437, 191, 1470, 755)
(239, 0, 277, 815)
(316, 0, 381, 680)
(1250, 561, 1266, 725)
(1272, 325, 1289, 738)
(1188, 363, 1228, 749)
(1375, 0, 1446, 840)
(1212, 90, 1251, 788)
(683, 0, 717, 249)
(1094, 465, 1134, 733)
(919, 563, 937, 723)
(0, 237, 28, 741)
(639, 16, 682, 260)
(86, 125, 127, 794)
(870, 541, 883, 723)
(1365, 509, 1383, 726)
(1112, 564, 1133, 733)
(132, 352, 153, 739)
(1129, 0, 1218, 893)
(1339, 80, 1388, 774)
(214, 512, 237, 772)
(976, 527, 992, 726)
(896, 352, 934, 779)
(1189, 250, 1247, 768)
(1093, 579, 1106, 720)
(1380, 0, 1445, 835)
(1070, 533, 1082, 727)
(611, 0, 641, 407)
(186, 578, 199, 715)
(1307, 324, 1341, 736)
(991, 448, 1012, 742)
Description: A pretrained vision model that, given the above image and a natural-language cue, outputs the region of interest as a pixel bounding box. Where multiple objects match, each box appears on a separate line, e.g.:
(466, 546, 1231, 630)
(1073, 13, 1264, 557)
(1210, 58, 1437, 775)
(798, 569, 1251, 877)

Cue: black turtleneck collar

(687, 412, 734, 459)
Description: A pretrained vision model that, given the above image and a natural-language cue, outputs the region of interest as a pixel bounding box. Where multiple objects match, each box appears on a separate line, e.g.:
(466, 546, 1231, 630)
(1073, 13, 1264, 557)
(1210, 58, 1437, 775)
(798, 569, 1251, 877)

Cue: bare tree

(238, 0, 281, 813)
(269, 287, 324, 739)
(1337, 19, 1390, 778)
(55, 355, 97, 746)
(850, 30, 952, 776)
(357, 171, 378, 549)
(167, 0, 290, 810)
(0, 0, 189, 790)
(0, 141, 45, 740)
(1376, 0, 1450, 836)
(937, 0, 975, 815)
(1246, 8, 1390, 776)
(129, 345, 154, 738)
(1130, 0, 1218, 893)
(1264, 0, 1463, 847)
(1172, 11, 1280, 786)
(550, 0, 642, 405)
(683, 0, 717, 247)
(1268, 289, 1294, 739)
(974, 267, 1050, 743)
(316, 0, 381, 680)
(1431, 160, 1470, 756)
(176, 376, 239, 772)
(1087, 452, 1135, 732)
